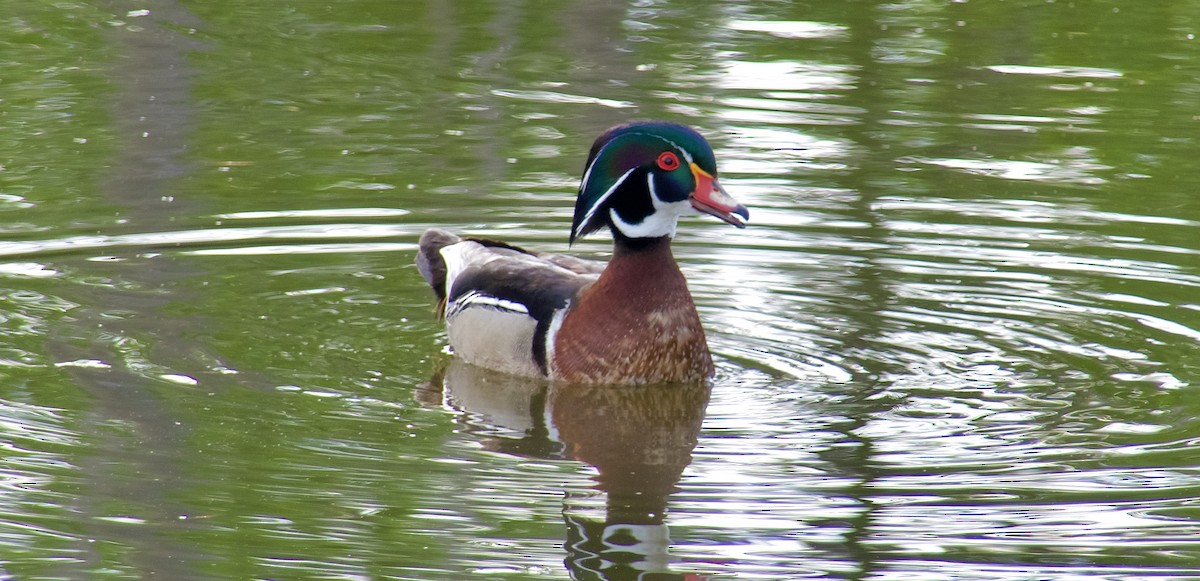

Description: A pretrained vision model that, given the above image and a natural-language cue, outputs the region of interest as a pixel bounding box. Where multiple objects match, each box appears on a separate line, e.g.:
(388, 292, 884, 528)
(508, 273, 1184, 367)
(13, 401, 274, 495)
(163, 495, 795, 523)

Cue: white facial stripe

(657, 136, 693, 164)
(632, 132, 693, 165)
(574, 166, 636, 240)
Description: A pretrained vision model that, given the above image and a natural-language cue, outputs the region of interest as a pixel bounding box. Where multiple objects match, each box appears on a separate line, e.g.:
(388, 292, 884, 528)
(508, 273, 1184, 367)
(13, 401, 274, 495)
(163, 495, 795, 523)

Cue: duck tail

(416, 228, 461, 319)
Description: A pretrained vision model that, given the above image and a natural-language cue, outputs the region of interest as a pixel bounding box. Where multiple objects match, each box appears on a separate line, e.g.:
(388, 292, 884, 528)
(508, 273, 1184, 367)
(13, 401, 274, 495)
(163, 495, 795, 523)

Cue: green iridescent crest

(569, 121, 717, 244)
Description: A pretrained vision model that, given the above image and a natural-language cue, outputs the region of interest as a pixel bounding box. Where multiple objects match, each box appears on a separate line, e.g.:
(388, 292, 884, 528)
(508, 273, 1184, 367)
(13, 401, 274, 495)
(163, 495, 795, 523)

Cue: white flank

(446, 307, 540, 377)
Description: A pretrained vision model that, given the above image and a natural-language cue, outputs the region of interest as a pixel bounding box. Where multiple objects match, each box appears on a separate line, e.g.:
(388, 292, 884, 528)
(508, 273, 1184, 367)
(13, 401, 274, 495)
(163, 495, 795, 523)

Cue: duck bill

(689, 163, 749, 228)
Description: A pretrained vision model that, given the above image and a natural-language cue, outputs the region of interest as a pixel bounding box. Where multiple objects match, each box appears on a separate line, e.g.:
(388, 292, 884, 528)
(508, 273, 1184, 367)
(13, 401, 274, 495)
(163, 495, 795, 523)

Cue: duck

(416, 121, 748, 384)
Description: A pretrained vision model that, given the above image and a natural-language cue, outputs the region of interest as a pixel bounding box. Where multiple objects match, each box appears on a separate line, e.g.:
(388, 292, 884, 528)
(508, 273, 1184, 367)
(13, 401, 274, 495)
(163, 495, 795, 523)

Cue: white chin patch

(608, 173, 692, 239)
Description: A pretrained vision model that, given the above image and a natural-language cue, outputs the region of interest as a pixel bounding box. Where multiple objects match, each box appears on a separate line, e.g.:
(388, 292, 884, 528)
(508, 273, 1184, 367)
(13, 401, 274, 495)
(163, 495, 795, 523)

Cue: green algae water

(1, 0, 1198, 578)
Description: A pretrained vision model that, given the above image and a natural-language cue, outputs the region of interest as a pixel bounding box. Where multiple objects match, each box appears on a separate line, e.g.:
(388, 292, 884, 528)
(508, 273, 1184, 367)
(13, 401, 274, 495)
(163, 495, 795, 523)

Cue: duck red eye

(656, 151, 681, 171)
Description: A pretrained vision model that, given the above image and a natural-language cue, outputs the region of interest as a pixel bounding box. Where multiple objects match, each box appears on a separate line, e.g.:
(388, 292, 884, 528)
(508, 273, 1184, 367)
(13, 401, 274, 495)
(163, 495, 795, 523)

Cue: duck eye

(656, 151, 681, 171)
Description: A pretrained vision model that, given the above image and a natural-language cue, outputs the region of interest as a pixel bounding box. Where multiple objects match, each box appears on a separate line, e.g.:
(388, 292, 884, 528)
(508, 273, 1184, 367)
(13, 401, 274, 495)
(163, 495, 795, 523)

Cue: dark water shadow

(421, 360, 715, 580)
(39, 1, 227, 577)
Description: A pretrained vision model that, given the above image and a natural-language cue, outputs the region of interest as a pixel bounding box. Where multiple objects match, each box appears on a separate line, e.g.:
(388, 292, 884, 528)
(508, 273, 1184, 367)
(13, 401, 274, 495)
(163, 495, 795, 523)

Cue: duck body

(416, 121, 748, 385)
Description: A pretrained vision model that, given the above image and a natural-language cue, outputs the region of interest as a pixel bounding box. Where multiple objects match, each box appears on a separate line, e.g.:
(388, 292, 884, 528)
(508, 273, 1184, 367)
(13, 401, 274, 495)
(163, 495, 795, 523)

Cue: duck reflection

(421, 359, 713, 581)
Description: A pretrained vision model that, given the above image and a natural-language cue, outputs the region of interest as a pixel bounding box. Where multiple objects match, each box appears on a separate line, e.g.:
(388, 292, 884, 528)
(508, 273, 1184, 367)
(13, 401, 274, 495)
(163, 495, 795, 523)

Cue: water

(1, 0, 1199, 578)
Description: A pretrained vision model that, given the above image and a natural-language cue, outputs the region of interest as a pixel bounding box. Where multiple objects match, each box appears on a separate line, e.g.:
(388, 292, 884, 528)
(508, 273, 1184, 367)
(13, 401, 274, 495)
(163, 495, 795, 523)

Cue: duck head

(569, 121, 749, 245)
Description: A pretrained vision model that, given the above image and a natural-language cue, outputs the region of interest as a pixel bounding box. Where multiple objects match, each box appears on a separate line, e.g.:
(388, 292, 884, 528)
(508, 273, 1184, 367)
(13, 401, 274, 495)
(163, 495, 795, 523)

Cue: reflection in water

(38, 1, 219, 577)
(423, 361, 712, 581)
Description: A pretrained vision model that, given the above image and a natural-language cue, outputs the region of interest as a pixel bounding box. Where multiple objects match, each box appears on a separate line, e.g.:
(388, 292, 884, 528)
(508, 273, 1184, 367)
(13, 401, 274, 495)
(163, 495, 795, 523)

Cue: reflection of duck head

(552, 379, 711, 581)
(422, 360, 713, 580)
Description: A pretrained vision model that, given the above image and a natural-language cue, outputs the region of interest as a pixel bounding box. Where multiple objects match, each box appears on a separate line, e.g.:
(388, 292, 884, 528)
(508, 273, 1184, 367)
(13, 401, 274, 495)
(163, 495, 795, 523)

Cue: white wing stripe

(446, 290, 529, 318)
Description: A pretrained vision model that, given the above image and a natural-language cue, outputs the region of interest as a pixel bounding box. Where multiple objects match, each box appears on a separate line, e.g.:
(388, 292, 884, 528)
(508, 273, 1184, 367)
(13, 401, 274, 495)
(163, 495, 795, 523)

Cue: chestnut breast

(551, 239, 714, 384)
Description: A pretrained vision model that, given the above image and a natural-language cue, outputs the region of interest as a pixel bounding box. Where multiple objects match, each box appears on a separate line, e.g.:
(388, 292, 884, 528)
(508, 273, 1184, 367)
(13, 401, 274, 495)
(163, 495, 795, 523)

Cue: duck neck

(589, 235, 691, 311)
(605, 234, 685, 290)
(612, 233, 673, 261)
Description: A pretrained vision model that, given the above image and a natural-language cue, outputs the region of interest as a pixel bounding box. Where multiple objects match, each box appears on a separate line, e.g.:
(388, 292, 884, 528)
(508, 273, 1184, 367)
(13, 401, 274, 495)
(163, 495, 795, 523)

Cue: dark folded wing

(440, 238, 602, 374)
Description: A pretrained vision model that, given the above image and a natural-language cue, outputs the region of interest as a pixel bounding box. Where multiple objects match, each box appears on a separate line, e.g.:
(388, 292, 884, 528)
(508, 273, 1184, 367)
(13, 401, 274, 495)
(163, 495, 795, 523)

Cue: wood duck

(416, 121, 748, 384)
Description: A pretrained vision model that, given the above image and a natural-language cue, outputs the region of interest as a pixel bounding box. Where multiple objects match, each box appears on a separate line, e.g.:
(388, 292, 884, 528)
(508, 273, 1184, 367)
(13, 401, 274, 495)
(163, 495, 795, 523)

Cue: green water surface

(1, 0, 1199, 579)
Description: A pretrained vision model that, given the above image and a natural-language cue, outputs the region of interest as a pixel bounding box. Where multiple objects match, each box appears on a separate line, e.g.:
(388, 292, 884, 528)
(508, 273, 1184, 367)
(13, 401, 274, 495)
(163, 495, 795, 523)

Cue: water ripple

(726, 19, 848, 40)
(0, 223, 414, 259)
(986, 64, 1124, 78)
